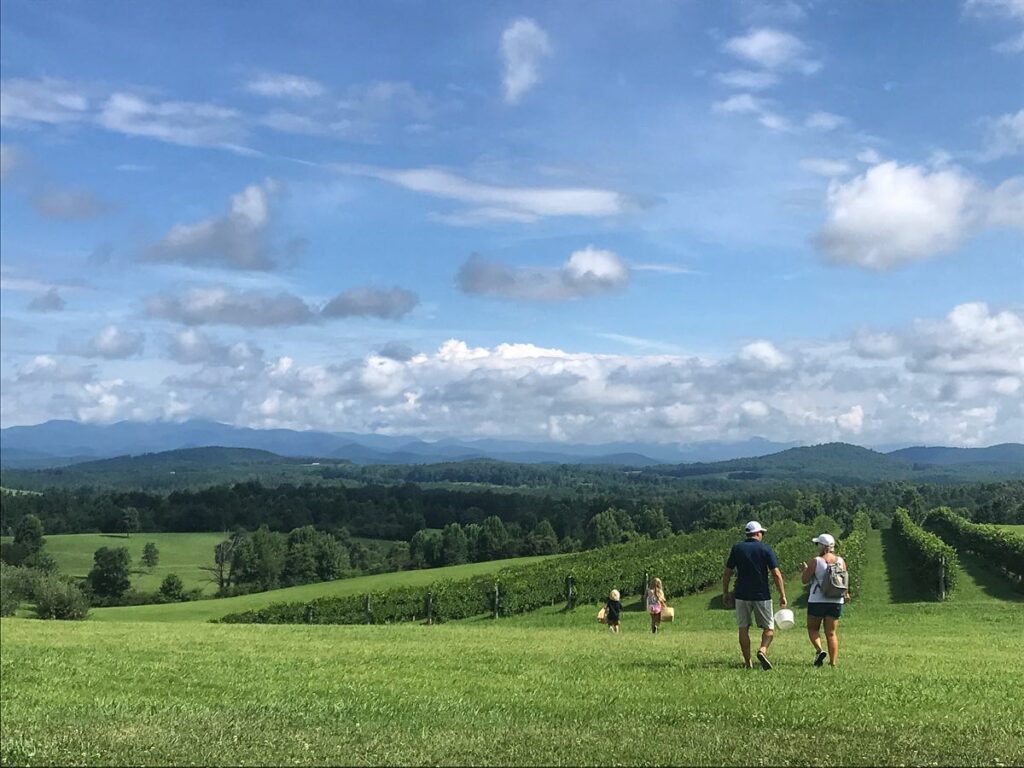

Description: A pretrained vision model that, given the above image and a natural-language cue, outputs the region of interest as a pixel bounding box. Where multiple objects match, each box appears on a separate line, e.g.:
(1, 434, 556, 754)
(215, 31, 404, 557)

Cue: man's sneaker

(814, 650, 827, 667)
(756, 650, 773, 670)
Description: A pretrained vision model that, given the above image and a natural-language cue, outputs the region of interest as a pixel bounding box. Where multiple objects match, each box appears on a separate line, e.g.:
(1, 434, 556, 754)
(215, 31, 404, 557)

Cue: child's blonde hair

(649, 577, 665, 602)
(610, 588, 620, 600)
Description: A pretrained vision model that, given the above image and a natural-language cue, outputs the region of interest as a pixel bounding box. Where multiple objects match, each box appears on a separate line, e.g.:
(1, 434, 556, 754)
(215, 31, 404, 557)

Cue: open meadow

(2, 530, 1022, 766)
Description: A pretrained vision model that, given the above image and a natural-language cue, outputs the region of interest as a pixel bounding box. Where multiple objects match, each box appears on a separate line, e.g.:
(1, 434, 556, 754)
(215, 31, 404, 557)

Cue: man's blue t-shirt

(726, 539, 780, 601)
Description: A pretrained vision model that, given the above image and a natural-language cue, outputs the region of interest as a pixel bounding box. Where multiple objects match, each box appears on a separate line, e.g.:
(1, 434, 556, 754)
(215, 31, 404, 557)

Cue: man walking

(722, 521, 788, 670)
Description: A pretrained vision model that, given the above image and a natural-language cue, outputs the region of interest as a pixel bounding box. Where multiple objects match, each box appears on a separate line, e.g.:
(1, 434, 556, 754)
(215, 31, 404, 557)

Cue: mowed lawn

(2, 531, 1023, 766)
(1, 532, 227, 594)
(88, 553, 562, 623)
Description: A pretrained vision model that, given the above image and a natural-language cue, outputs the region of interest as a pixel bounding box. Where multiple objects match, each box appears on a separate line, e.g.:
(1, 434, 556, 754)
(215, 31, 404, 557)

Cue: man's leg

(738, 626, 752, 666)
(759, 628, 775, 654)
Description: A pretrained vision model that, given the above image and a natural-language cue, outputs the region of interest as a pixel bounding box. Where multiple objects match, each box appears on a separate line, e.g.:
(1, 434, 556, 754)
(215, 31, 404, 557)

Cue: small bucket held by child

(597, 607, 607, 623)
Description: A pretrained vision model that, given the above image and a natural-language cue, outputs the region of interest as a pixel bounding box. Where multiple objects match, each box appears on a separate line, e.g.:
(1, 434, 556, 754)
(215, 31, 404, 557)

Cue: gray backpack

(817, 558, 849, 599)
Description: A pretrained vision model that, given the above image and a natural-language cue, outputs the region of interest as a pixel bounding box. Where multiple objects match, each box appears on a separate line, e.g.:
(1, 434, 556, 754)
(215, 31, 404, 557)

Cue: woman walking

(645, 577, 666, 634)
(800, 533, 849, 667)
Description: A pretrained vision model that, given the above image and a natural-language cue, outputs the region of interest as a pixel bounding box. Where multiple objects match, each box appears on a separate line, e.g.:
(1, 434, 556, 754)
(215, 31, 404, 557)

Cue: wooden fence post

(365, 594, 372, 624)
(938, 558, 946, 602)
(425, 591, 433, 625)
(565, 574, 575, 610)
(492, 583, 500, 619)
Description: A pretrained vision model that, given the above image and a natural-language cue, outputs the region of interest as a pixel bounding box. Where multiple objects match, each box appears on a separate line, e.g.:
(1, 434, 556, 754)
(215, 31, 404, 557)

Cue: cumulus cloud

(168, 328, 264, 368)
(321, 287, 419, 319)
(147, 286, 315, 327)
(143, 180, 295, 270)
(816, 162, 980, 269)
(723, 28, 820, 74)
(245, 73, 326, 99)
(97, 93, 245, 149)
(341, 164, 631, 223)
(31, 187, 110, 220)
(6, 302, 1021, 445)
(980, 108, 1024, 160)
(501, 18, 552, 104)
(458, 247, 630, 301)
(77, 325, 145, 359)
(0, 78, 89, 126)
(27, 288, 66, 312)
(16, 355, 93, 383)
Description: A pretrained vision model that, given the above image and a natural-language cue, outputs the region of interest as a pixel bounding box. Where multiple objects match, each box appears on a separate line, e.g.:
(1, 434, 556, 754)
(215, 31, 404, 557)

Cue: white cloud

(856, 148, 883, 164)
(816, 162, 978, 269)
(79, 325, 145, 359)
(501, 18, 552, 104)
(800, 158, 852, 177)
(723, 28, 820, 74)
(16, 355, 93, 383)
(0, 144, 20, 181)
(738, 340, 792, 371)
(993, 30, 1024, 52)
(836, 404, 864, 433)
(805, 111, 846, 131)
(716, 70, 780, 90)
(458, 246, 630, 301)
(97, 93, 245, 148)
(245, 73, 326, 99)
(964, 0, 1024, 18)
(0, 78, 89, 126)
(712, 93, 789, 131)
(147, 287, 315, 327)
(980, 109, 1024, 160)
(631, 263, 700, 275)
(143, 180, 290, 270)
(341, 164, 631, 222)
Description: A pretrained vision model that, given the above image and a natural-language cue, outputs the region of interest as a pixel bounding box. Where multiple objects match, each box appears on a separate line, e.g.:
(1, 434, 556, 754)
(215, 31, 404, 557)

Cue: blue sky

(1, 0, 1022, 446)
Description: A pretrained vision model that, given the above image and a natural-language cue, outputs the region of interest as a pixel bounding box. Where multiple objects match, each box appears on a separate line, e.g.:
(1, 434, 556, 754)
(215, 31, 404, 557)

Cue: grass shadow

(880, 529, 935, 604)
(99, 533, 131, 540)
(956, 552, 1024, 603)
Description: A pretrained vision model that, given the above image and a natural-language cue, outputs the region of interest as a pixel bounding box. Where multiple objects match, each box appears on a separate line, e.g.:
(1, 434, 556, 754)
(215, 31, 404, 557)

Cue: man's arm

(771, 567, 787, 608)
(722, 567, 734, 607)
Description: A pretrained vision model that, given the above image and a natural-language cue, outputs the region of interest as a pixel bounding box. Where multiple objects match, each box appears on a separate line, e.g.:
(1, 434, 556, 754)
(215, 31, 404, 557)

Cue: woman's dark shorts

(807, 602, 843, 619)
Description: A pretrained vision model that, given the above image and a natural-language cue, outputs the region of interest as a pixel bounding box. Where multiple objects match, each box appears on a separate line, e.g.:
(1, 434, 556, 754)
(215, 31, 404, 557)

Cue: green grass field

(1, 532, 227, 594)
(996, 524, 1024, 535)
(2, 530, 1022, 766)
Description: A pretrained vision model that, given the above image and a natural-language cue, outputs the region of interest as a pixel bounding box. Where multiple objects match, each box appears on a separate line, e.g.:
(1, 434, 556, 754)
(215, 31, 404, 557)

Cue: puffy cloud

(341, 164, 631, 223)
(908, 302, 1024, 376)
(97, 93, 245, 149)
(321, 287, 419, 319)
(147, 286, 315, 327)
(501, 18, 552, 104)
(816, 162, 977, 269)
(143, 180, 292, 270)
(712, 93, 789, 131)
(245, 73, 326, 99)
(16, 355, 93, 383)
(168, 328, 264, 369)
(458, 247, 630, 301)
(836, 404, 864, 433)
(31, 187, 110, 220)
(79, 325, 145, 359)
(27, 288, 66, 313)
(0, 78, 88, 126)
(723, 28, 820, 74)
(738, 340, 792, 371)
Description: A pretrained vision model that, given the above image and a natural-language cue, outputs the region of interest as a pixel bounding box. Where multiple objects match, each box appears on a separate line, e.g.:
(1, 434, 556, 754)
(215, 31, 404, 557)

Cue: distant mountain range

(0, 421, 1021, 483)
(0, 419, 801, 469)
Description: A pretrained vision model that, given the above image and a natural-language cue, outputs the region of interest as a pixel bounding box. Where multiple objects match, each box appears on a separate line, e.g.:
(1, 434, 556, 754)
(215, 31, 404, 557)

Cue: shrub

(837, 512, 871, 595)
(34, 575, 90, 620)
(892, 507, 959, 600)
(925, 508, 1024, 579)
(159, 574, 185, 602)
(0, 573, 18, 616)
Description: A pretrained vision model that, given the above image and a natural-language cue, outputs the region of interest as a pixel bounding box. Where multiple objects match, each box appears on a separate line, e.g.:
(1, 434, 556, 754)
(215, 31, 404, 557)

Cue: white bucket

(774, 608, 795, 630)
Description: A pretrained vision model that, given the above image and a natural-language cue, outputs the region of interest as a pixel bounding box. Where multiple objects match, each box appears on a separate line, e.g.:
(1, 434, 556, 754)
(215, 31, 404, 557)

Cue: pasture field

(1, 532, 226, 594)
(2, 531, 1023, 766)
(88, 552, 562, 623)
(996, 524, 1024, 535)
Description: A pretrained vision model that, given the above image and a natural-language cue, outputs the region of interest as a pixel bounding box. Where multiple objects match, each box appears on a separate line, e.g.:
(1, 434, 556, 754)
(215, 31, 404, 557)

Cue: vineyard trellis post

(492, 583, 500, 619)
(938, 557, 946, 602)
(565, 574, 575, 610)
(425, 591, 433, 625)
(364, 594, 371, 624)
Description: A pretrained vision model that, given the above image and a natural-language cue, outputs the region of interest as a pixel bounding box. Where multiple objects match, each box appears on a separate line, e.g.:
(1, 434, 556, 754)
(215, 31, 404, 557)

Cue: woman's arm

(800, 557, 816, 585)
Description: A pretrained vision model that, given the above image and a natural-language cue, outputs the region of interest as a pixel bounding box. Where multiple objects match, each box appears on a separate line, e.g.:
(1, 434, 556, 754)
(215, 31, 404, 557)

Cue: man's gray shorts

(735, 598, 774, 629)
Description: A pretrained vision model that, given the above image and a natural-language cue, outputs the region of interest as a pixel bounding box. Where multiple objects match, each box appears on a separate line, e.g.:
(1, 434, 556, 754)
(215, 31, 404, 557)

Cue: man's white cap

(812, 533, 836, 547)
(744, 521, 767, 535)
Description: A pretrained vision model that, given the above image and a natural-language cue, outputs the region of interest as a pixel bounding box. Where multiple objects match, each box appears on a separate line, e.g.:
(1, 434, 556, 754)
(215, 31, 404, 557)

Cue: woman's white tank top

(808, 555, 845, 604)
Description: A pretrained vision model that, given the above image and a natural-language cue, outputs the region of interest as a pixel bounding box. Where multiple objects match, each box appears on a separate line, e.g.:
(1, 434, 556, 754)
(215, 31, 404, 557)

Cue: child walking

(645, 577, 666, 633)
(606, 589, 622, 633)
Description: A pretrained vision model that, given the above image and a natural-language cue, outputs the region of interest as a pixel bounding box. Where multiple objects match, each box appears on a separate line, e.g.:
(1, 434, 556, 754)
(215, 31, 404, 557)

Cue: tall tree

(87, 547, 132, 599)
(440, 523, 469, 565)
(141, 542, 160, 569)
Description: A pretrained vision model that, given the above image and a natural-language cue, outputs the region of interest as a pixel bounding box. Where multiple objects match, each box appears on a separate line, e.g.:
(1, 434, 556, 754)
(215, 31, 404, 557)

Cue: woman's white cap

(812, 533, 836, 546)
